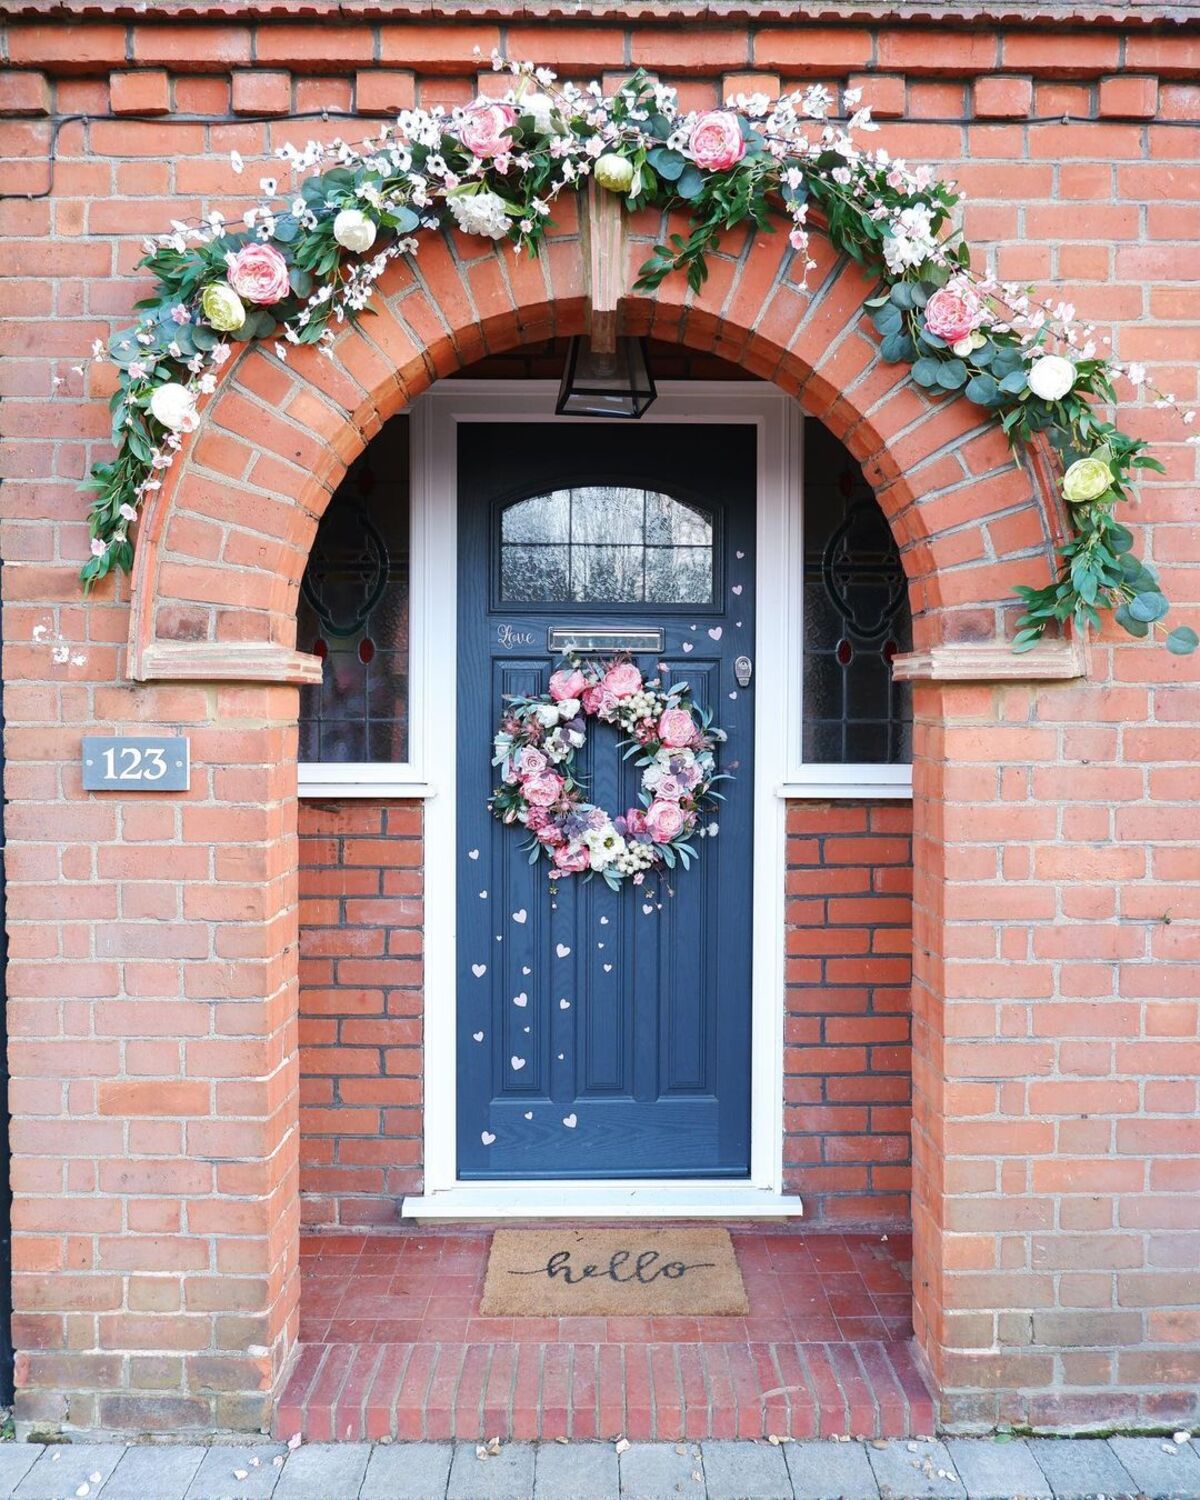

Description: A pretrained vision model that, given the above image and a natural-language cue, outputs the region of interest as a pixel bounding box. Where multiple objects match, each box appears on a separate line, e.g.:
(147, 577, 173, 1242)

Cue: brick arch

(126, 207, 1066, 681)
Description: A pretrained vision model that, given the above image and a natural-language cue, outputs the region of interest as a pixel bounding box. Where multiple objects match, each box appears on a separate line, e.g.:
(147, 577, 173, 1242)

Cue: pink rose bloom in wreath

(582, 682, 619, 717)
(658, 707, 697, 748)
(549, 667, 587, 702)
(458, 97, 518, 159)
(652, 774, 686, 802)
(645, 798, 687, 843)
(515, 745, 549, 778)
(620, 807, 648, 836)
(689, 110, 746, 172)
(536, 824, 566, 847)
(602, 662, 643, 698)
(923, 285, 981, 345)
(552, 843, 590, 873)
(226, 243, 291, 306)
(524, 806, 551, 831)
(522, 770, 565, 807)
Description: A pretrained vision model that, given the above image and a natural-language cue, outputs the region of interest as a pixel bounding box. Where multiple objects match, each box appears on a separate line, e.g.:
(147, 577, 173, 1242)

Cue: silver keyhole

(734, 655, 753, 688)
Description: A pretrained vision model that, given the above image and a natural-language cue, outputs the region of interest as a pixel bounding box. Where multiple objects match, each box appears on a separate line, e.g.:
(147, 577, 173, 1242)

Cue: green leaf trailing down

(70, 66, 1194, 656)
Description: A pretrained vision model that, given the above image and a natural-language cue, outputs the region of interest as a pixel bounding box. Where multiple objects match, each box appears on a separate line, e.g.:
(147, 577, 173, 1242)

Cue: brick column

(7, 682, 301, 1436)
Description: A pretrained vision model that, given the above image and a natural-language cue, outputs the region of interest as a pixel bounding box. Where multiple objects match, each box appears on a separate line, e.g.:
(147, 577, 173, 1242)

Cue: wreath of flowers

(69, 55, 1196, 657)
(488, 656, 727, 889)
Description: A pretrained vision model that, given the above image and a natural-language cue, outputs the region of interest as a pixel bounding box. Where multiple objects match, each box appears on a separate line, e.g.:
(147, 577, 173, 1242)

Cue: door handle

(734, 655, 752, 688)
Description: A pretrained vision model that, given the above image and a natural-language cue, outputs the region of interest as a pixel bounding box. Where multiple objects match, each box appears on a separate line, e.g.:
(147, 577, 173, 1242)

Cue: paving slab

(100, 1447, 207, 1500)
(183, 1445, 287, 1500)
(360, 1442, 454, 1500)
(785, 1440, 879, 1500)
(272, 1443, 371, 1500)
(447, 1442, 537, 1500)
(620, 1442, 706, 1500)
(701, 1442, 793, 1500)
(944, 1439, 1052, 1500)
(0, 1449, 43, 1500)
(1026, 1439, 1135, 1500)
(867, 1440, 966, 1500)
(14, 1446, 127, 1500)
(1107, 1437, 1200, 1500)
(534, 1442, 621, 1500)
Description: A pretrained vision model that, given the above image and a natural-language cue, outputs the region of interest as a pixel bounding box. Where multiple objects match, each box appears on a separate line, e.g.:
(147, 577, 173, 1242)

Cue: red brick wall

(784, 803, 914, 1226)
(298, 801, 423, 1228)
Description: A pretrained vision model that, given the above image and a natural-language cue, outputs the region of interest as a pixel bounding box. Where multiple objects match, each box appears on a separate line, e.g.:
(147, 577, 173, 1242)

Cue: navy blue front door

(456, 422, 756, 1179)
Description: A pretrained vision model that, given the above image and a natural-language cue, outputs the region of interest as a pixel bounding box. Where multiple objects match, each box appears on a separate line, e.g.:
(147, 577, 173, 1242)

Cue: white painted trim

(298, 765, 434, 799)
(406, 379, 804, 1217)
(779, 764, 914, 800)
(402, 1183, 804, 1221)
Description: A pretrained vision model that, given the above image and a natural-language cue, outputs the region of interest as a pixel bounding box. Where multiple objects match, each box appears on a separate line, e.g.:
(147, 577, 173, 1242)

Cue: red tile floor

(276, 1226, 933, 1443)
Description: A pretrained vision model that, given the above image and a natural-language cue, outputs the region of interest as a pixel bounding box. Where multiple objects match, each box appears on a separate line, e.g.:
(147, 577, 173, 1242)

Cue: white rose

(951, 337, 974, 357)
(535, 704, 560, 728)
(149, 382, 199, 433)
(521, 92, 558, 134)
(1027, 354, 1076, 403)
(557, 698, 581, 721)
(333, 208, 377, 253)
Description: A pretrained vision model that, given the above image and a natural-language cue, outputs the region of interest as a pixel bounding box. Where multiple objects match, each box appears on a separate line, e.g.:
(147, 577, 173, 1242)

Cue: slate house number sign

(82, 735, 190, 792)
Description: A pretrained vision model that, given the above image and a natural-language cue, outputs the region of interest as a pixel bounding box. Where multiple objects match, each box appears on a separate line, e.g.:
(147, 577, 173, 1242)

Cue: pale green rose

(594, 153, 634, 194)
(1062, 456, 1113, 504)
(200, 281, 246, 333)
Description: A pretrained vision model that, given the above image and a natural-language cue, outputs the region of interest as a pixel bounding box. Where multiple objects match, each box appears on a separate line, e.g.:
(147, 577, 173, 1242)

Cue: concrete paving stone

(619, 1442, 705, 1500)
(360, 1442, 454, 1500)
(14, 1446, 128, 1500)
(785, 1440, 879, 1500)
(272, 1443, 372, 1500)
(701, 1441, 793, 1500)
(0, 1449, 43, 1500)
(99, 1447, 207, 1500)
(1026, 1440, 1135, 1500)
(534, 1442, 620, 1500)
(447, 1441, 537, 1500)
(944, 1439, 1052, 1500)
(1107, 1437, 1200, 1500)
(182, 1445, 287, 1500)
(867, 1439, 966, 1499)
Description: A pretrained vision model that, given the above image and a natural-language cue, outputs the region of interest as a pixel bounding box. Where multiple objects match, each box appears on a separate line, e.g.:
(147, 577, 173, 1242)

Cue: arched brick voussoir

(129, 217, 1066, 683)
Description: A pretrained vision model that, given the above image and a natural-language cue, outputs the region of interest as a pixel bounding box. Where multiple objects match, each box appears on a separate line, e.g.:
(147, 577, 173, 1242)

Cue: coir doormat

(480, 1227, 749, 1317)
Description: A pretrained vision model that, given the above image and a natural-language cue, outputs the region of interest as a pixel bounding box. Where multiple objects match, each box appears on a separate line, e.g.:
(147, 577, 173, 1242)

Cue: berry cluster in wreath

(488, 655, 728, 890)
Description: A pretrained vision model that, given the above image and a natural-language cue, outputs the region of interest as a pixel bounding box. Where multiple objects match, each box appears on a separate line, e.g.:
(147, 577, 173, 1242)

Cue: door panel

(456, 422, 756, 1179)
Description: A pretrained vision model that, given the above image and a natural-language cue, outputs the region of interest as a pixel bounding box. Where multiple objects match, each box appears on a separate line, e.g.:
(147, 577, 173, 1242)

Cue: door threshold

(400, 1183, 804, 1222)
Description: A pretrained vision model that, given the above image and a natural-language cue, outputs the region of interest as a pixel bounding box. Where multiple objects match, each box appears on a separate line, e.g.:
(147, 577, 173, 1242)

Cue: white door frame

(401, 380, 805, 1219)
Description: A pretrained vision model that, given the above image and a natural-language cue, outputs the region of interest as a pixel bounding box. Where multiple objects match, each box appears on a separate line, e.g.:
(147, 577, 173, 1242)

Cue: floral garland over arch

(489, 655, 727, 889)
(74, 57, 1196, 656)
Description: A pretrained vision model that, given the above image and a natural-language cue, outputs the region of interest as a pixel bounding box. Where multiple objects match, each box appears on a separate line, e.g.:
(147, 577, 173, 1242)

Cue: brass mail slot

(548, 627, 664, 654)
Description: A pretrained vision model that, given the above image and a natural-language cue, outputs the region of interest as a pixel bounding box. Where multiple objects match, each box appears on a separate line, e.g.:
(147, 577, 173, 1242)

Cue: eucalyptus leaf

(965, 373, 1001, 407)
(647, 146, 686, 181)
(1128, 591, 1170, 623)
(911, 357, 942, 389)
(675, 165, 705, 201)
(936, 359, 968, 390)
(1113, 604, 1149, 638)
(1167, 624, 1199, 655)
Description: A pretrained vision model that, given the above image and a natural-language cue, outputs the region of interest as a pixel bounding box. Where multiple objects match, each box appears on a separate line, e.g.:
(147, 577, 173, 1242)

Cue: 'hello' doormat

(480, 1227, 749, 1316)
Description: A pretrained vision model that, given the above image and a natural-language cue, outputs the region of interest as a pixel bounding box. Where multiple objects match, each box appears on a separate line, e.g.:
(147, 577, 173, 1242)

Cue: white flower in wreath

(447, 188, 513, 240)
(1027, 354, 1076, 403)
(584, 825, 627, 871)
(520, 92, 559, 134)
(333, 208, 377, 253)
(535, 703, 561, 729)
(149, 382, 199, 433)
(556, 697, 581, 721)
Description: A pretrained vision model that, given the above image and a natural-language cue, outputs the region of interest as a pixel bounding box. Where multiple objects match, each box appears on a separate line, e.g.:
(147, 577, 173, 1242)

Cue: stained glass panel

(297, 416, 410, 763)
(802, 421, 912, 764)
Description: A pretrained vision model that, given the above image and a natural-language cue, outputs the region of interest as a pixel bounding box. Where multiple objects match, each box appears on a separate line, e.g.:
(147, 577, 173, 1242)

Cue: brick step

(275, 1339, 934, 1443)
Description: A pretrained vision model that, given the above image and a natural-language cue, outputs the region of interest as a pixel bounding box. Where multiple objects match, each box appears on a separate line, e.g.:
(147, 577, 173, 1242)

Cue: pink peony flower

(658, 707, 697, 748)
(537, 823, 566, 846)
(602, 662, 643, 698)
(582, 683, 619, 718)
(622, 808, 648, 836)
(515, 746, 549, 779)
(552, 843, 590, 873)
(524, 806, 551, 831)
(458, 97, 518, 159)
(549, 667, 587, 702)
(645, 798, 686, 843)
(689, 111, 746, 172)
(522, 770, 565, 807)
(226, 242, 291, 306)
(923, 285, 981, 345)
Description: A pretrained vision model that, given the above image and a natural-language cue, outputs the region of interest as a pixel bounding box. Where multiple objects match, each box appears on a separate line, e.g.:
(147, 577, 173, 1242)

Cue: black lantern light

(555, 336, 657, 419)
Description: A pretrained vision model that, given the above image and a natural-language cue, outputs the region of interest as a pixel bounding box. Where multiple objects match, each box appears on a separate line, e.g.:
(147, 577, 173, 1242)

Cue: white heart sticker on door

(682, 642, 693, 653)
(562, 1114, 577, 1129)
(512, 909, 527, 924)
(471, 964, 487, 978)
(708, 627, 723, 640)
(559, 998, 570, 1009)
(468, 850, 480, 860)
(481, 1131, 495, 1145)
(511, 1056, 525, 1071)
(731, 585, 742, 595)
(513, 992, 528, 1007)
(524, 1111, 533, 1120)
(472, 1031, 484, 1042)
(556, 943, 571, 958)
